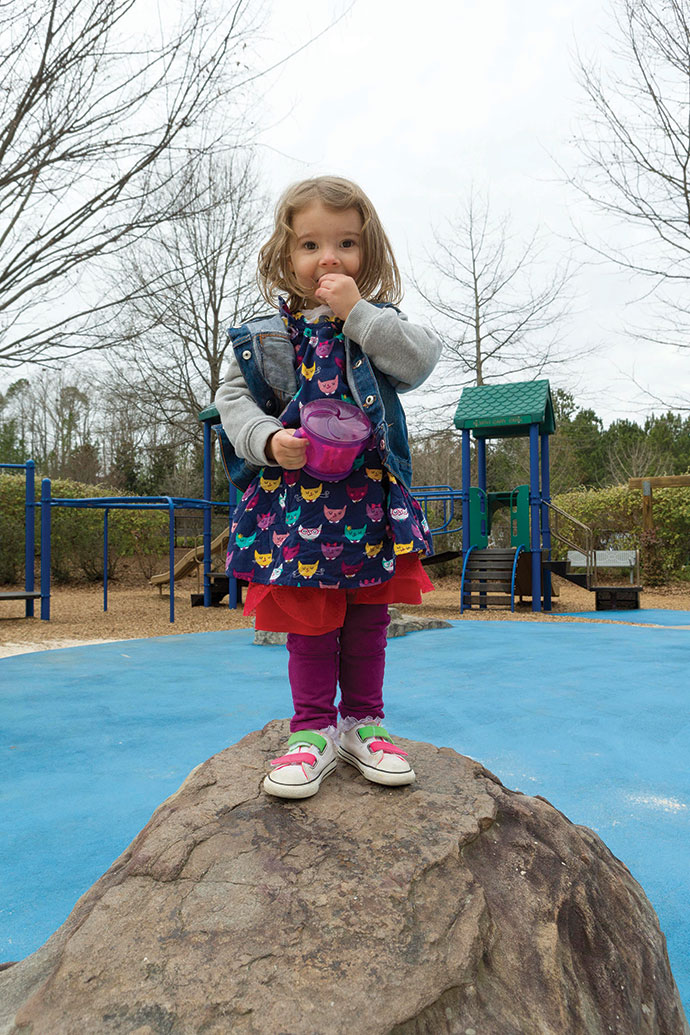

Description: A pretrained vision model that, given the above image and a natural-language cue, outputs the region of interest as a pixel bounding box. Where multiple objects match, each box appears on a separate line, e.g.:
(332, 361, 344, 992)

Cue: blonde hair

(257, 176, 403, 311)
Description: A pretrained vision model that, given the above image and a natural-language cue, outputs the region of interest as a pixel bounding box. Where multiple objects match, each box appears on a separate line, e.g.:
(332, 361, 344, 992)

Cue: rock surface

(1, 722, 687, 1035)
(254, 606, 452, 645)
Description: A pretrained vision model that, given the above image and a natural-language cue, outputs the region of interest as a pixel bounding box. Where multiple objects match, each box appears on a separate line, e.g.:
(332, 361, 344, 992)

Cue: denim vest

(216, 306, 414, 492)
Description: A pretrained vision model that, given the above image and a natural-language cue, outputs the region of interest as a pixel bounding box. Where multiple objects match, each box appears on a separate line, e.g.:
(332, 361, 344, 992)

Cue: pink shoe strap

(369, 739, 408, 756)
(271, 751, 316, 769)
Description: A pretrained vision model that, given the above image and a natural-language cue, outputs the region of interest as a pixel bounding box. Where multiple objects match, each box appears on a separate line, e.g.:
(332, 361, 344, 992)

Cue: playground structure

(35, 488, 233, 623)
(3, 476, 232, 623)
(0, 417, 237, 622)
(3, 380, 649, 623)
(454, 380, 641, 612)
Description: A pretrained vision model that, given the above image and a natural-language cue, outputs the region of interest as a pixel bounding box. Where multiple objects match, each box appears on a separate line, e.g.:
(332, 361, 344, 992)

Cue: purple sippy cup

(293, 399, 373, 481)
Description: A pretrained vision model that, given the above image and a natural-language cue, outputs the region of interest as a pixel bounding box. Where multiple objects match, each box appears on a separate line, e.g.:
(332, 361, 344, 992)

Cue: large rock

(2, 722, 687, 1035)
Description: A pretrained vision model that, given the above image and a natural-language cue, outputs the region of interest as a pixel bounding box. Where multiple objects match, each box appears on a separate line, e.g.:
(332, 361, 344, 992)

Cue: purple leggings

(287, 603, 390, 731)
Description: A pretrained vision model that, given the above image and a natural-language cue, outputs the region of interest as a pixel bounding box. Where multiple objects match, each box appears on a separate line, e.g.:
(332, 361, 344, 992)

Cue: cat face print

(324, 504, 346, 522)
(316, 339, 335, 358)
(346, 484, 368, 503)
(260, 474, 281, 493)
(317, 376, 338, 395)
(301, 483, 323, 502)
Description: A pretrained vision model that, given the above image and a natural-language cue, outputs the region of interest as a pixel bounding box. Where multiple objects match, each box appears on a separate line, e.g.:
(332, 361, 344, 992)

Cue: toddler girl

(215, 176, 441, 798)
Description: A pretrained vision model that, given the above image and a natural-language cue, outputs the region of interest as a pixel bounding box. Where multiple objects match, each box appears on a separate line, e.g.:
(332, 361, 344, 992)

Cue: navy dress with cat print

(226, 301, 432, 589)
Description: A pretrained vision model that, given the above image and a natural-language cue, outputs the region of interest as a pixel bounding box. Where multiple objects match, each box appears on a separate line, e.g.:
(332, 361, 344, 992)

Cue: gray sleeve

(343, 299, 442, 392)
(213, 351, 283, 468)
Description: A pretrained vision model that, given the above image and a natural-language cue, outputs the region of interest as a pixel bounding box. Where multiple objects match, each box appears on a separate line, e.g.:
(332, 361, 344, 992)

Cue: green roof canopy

(198, 404, 220, 423)
(453, 380, 556, 439)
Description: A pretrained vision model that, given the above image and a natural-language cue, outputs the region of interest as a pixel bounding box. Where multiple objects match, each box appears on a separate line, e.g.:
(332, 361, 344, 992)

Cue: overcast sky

(251, 0, 688, 427)
(3, 0, 685, 431)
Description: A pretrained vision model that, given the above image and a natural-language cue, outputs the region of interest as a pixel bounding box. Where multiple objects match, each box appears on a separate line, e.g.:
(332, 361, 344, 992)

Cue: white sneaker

(263, 730, 337, 799)
(337, 721, 415, 787)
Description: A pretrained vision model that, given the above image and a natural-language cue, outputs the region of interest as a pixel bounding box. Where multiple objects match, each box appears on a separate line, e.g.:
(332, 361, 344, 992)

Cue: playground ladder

(461, 548, 525, 611)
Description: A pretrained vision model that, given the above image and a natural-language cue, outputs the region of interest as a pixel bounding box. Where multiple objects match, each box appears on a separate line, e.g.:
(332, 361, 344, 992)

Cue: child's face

(288, 201, 362, 306)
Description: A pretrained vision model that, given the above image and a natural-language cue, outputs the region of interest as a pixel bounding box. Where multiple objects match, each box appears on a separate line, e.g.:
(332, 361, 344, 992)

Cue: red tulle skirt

(244, 553, 434, 635)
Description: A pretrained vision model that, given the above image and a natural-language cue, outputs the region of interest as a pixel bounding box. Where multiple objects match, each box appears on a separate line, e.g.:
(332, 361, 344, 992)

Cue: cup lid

(301, 399, 372, 444)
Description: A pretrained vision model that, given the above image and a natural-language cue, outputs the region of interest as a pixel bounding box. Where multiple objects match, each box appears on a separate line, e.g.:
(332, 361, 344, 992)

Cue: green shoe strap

(356, 725, 392, 743)
(288, 730, 327, 752)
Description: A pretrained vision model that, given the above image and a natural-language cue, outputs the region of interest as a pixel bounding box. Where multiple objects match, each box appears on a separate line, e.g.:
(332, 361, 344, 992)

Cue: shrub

(0, 472, 26, 582)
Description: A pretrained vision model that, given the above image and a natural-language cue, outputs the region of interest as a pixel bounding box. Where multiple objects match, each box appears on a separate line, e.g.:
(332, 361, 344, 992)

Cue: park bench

(567, 549, 638, 584)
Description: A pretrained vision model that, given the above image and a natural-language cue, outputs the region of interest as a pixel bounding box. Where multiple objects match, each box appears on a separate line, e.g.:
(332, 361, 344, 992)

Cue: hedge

(0, 473, 168, 584)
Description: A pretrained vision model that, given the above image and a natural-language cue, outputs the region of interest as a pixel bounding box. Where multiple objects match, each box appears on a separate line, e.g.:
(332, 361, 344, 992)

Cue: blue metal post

(227, 491, 237, 609)
(202, 418, 212, 608)
(529, 423, 542, 612)
(461, 429, 471, 557)
(477, 437, 487, 495)
(461, 429, 472, 611)
(167, 498, 175, 623)
(103, 508, 109, 612)
(25, 460, 35, 617)
(477, 436, 488, 608)
(40, 478, 51, 620)
(541, 433, 552, 612)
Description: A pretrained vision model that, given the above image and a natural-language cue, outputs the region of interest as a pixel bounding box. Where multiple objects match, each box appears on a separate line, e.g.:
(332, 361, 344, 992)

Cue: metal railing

(544, 502, 643, 588)
(543, 500, 595, 587)
(411, 485, 463, 537)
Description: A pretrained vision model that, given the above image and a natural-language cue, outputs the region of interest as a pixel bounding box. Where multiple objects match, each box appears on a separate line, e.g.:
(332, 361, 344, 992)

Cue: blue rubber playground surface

(1, 614, 689, 1015)
(562, 608, 690, 626)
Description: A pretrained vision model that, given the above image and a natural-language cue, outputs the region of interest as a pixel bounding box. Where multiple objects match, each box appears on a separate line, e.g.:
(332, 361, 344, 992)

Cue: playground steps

(542, 560, 588, 588)
(462, 549, 517, 608)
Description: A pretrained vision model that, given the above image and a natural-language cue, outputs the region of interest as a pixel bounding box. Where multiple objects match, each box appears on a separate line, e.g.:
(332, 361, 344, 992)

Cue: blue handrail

(411, 485, 463, 536)
(510, 544, 524, 613)
(460, 545, 476, 614)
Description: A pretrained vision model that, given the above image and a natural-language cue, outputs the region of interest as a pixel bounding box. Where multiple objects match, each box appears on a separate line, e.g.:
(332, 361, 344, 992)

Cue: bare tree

(413, 191, 575, 423)
(0, 366, 99, 476)
(571, 0, 690, 352)
(605, 432, 668, 483)
(94, 151, 266, 452)
(603, 419, 673, 483)
(0, 0, 258, 367)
